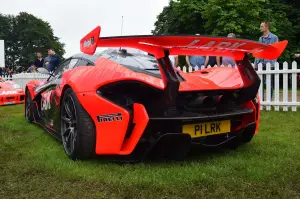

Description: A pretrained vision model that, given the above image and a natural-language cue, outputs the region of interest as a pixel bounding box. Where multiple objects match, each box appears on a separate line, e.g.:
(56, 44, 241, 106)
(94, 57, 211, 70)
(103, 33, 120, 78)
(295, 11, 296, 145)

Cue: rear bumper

(115, 105, 257, 161)
(79, 91, 258, 157)
(117, 122, 257, 161)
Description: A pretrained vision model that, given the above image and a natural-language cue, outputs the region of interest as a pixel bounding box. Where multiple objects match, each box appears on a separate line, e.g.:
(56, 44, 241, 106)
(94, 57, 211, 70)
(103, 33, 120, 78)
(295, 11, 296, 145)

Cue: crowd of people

(0, 67, 13, 79)
(169, 21, 279, 71)
(168, 21, 280, 101)
(169, 32, 238, 69)
(26, 48, 60, 73)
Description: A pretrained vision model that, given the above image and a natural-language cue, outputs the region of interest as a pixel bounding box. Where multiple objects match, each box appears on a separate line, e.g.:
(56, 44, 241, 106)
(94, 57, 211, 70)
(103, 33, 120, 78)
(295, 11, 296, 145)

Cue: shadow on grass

(30, 120, 254, 167)
(86, 143, 250, 167)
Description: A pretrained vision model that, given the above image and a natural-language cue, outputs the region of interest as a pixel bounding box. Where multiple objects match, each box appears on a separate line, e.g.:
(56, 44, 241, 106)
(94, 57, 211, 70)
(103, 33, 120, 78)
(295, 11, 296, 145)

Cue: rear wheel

(61, 88, 96, 160)
(25, 89, 34, 122)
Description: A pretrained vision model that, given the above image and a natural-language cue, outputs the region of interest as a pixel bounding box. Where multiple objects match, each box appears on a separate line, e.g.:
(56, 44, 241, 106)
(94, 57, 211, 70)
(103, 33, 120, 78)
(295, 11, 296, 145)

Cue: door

(37, 58, 79, 131)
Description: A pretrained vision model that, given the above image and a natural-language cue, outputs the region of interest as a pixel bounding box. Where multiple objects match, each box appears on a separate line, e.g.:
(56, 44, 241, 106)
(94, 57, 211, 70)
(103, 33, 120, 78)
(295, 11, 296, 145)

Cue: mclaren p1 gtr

(24, 26, 288, 161)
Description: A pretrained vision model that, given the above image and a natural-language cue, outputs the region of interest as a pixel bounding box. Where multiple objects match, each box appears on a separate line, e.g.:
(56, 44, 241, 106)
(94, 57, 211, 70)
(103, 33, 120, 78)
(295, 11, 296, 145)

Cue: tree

(152, 0, 207, 35)
(202, 0, 294, 61)
(152, 0, 207, 65)
(0, 12, 65, 70)
(0, 14, 16, 68)
(152, 0, 298, 62)
(280, 0, 300, 57)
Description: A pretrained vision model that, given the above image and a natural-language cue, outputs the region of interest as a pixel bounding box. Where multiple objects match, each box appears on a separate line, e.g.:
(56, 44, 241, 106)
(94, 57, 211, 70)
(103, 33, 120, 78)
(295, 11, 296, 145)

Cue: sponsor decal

(163, 39, 265, 53)
(182, 40, 251, 52)
(0, 90, 17, 95)
(83, 36, 95, 47)
(140, 39, 266, 53)
(96, 113, 123, 123)
(41, 90, 52, 111)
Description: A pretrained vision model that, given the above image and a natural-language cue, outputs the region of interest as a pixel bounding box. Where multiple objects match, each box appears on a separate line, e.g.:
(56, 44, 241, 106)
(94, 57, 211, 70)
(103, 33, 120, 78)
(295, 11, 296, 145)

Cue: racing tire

(25, 88, 34, 122)
(60, 88, 96, 160)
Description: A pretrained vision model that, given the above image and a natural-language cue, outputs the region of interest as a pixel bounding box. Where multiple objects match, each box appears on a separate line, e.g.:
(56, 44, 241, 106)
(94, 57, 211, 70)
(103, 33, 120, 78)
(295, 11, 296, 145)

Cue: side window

(63, 59, 78, 72)
(52, 59, 71, 79)
(75, 59, 90, 67)
(87, 62, 94, 66)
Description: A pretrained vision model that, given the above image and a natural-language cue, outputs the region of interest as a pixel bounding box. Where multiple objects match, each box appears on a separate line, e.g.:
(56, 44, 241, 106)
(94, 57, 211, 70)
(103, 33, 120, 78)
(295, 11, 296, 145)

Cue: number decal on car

(41, 91, 52, 111)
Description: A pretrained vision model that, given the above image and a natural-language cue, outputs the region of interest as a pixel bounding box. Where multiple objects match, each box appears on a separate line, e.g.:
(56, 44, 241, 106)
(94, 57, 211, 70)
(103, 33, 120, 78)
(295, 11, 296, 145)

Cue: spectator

(186, 54, 207, 70)
(43, 50, 51, 69)
(44, 48, 59, 72)
(169, 55, 179, 67)
(295, 54, 300, 64)
(185, 33, 206, 70)
(219, 33, 237, 67)
(7, 67, 13, 80)
(34, 52, 44, 68)
(204, 56, 220, 67)
(27, 64, 36, 73)
(254, 21, 279, 101)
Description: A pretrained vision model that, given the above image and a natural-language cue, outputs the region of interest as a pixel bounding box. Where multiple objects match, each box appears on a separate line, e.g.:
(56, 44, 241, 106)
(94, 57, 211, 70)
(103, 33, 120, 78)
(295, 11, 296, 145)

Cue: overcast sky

(0, 0, 169, 57)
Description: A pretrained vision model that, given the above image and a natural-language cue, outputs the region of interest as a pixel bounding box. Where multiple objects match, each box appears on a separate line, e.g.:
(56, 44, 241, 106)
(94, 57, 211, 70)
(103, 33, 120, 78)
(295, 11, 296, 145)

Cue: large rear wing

(80, 26, 288, 60)
(80, 26, 288, 106)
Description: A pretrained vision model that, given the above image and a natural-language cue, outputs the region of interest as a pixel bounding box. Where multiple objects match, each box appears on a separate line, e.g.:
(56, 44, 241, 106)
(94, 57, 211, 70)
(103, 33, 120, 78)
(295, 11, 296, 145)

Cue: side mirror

(37, 67, 51, 75)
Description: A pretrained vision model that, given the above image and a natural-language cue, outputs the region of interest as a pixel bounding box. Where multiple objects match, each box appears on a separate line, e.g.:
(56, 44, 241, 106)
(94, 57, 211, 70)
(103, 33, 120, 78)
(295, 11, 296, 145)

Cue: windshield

(98, 48, 159, 70)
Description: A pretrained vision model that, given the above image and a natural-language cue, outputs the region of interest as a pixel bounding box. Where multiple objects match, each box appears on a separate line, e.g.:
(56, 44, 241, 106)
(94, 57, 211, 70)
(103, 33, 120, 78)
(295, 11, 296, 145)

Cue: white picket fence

(2, 61, 300, 111)
(2, 73, 48, 89)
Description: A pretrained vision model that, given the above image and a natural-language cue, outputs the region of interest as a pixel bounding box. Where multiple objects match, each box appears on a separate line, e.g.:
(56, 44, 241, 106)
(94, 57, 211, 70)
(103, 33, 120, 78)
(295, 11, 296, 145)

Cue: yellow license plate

(182, 120, 231, 138)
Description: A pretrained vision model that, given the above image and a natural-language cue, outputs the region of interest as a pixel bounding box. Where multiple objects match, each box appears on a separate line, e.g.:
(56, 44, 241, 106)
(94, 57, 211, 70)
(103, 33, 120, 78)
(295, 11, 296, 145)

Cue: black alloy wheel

(25, 89, 33, 122)
(60, 88, 96, 160)
(61, 93, 77, 156)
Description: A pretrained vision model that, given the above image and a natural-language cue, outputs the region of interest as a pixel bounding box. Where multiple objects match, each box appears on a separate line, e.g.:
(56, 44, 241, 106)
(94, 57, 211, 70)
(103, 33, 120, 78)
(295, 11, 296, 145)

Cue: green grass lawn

(1, 105, 300, 199)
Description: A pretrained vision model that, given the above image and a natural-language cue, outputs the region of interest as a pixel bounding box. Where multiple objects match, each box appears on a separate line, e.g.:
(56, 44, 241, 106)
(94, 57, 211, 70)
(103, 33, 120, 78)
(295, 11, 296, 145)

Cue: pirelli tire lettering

(96, 113, 123, 123)
(41, 91, 52, 111)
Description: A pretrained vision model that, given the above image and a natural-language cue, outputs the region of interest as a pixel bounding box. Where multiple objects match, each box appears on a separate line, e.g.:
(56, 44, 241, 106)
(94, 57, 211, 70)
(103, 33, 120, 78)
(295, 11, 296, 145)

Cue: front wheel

(25, 89, 34, 122)
(60, 88, 96, 160)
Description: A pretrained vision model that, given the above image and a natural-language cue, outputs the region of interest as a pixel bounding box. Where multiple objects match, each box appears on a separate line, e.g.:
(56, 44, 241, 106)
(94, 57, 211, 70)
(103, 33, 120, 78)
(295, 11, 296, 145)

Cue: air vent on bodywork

(177, 92, 238, 113)
(201, 71, 209, 74)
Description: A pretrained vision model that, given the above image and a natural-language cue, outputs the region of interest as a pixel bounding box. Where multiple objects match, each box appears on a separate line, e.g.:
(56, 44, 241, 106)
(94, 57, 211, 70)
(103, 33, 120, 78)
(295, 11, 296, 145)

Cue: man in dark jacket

(45, 48, 59, 72)
(34, 52, 44, 68)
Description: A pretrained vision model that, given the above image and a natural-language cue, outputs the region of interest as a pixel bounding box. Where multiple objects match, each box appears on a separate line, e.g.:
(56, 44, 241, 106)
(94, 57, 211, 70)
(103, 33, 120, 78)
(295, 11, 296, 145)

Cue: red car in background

(0, 77, 25, 105)
(24, 26, 288, 161)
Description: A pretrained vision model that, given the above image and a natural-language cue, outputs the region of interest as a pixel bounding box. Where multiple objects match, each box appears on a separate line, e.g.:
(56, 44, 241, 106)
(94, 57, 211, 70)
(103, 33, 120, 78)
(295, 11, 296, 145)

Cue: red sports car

(24, 26, 288, 161)
(0, 78, 25, 106)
